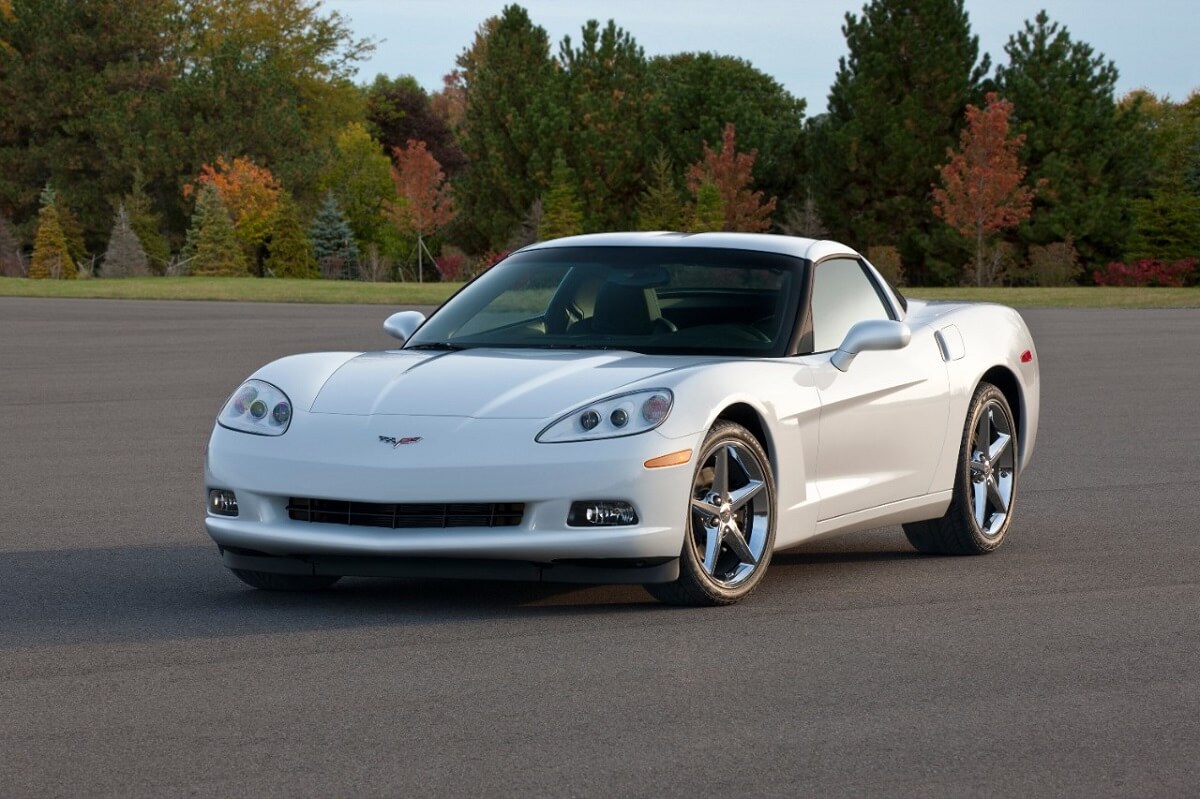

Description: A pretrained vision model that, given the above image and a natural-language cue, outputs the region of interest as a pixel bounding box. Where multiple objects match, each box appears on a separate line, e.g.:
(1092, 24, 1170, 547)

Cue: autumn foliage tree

(685, 123, 776, 232)
(185, 156, 282, 272)
(390, 139, 455, 280)
(29, 185, 74, 279)
(933, 93, 1037, 285)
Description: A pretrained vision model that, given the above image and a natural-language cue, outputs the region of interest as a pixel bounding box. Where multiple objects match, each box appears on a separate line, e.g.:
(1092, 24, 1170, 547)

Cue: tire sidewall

(955, 384, 1018, 552)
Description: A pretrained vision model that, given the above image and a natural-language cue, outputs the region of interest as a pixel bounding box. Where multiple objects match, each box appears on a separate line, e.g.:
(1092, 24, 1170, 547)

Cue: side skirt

(807, 491, 954, 544)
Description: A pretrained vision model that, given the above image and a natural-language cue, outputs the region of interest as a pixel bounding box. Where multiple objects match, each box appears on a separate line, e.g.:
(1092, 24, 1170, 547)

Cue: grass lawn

(1, 276, 1198, 309)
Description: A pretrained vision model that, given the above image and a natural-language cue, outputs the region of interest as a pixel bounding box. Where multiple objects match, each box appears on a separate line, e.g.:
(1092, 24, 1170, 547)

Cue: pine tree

(29, 185, 75, 279)
(0, 213, 22, 277)
(124, 173, 171, 274)
(265, 193, 318, 278)
(102, 203, 149, 277)
(309, 191, 359, 278)
(810, 0, 989, 282)
(184, 184, 249, 277)
(636, 150, 685, 231)
(539, 151, 584, 241)
(995, 11, 1140, 268)
(688, 181, 725, 233)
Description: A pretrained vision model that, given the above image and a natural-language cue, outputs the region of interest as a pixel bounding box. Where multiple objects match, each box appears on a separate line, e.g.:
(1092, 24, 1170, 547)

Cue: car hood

(309, 348, 687, 418)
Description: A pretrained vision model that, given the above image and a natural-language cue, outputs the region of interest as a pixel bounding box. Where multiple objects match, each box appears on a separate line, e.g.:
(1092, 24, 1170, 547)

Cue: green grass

(2, 276, 1198, 308)
(0, 276, 464, 305)
(905, 286, 1200, 308)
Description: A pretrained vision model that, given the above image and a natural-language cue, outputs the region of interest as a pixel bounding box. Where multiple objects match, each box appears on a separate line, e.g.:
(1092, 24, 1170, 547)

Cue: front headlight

(218, 380, 293, 436)
(536, 389, 673, 443)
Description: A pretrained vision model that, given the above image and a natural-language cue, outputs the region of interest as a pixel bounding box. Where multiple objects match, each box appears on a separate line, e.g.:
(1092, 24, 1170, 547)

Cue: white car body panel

(204, 233, 1040, 585)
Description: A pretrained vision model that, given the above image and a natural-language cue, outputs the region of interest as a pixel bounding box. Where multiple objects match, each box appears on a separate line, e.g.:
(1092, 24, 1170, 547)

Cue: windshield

(406, 246, 804, 356)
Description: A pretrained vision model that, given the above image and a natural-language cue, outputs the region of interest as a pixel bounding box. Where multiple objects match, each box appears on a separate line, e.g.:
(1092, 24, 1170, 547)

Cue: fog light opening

(568, 500, 638, 527)
(208, 489, 239, 517)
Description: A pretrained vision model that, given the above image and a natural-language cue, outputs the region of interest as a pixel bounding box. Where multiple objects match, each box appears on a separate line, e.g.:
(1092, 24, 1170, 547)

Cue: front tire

(645, 421, 777, 606)
(230, 569, 342, 591)
(903, 382, 1018, 555)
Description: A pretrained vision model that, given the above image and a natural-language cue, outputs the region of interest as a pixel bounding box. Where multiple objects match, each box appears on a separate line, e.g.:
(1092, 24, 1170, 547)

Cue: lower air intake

(287, 498, 524, 529)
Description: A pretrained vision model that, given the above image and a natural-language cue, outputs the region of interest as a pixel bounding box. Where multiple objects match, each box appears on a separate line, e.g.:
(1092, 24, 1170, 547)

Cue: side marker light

(644, 449, 693, 469)
(1021, 350, 1033, 363)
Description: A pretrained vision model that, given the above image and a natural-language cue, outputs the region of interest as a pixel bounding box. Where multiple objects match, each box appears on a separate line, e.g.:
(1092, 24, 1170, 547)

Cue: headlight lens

(536, 389, 673, 443)
(218, 380, 293, 436)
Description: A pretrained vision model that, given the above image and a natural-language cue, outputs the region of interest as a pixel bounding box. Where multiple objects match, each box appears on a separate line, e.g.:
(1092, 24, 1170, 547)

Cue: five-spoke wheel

(904, 382, 1019, 555)
(646, 421, 776, 605)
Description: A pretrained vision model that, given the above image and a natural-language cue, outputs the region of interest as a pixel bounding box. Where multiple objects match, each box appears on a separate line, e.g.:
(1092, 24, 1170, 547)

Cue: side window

(810, 258, 891, 352)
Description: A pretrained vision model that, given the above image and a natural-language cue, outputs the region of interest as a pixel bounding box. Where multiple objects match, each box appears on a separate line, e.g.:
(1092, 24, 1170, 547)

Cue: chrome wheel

(688, 440, 772, 587)
(968, 400, 1015, 537)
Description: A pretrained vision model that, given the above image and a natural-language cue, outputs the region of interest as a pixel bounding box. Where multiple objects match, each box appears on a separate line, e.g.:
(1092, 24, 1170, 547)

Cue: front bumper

(204, 412, 698, 582)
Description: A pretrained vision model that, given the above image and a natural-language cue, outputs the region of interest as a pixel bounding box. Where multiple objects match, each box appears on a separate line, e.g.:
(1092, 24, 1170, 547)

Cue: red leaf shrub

(434, 250, 467, 281)
(1093, 259, 1197, 287)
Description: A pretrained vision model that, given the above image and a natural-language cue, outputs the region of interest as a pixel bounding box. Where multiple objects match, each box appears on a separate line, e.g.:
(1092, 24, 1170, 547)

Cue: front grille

(287, 497, 525, 529)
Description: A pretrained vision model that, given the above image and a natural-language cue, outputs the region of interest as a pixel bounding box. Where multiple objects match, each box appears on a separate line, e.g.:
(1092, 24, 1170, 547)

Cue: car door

(802, 257, 950, 521)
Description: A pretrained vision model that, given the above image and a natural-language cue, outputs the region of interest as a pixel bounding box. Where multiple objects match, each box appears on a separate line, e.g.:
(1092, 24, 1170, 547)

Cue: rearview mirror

(383, 310, 427, 344)
(831, 319, 911, 372)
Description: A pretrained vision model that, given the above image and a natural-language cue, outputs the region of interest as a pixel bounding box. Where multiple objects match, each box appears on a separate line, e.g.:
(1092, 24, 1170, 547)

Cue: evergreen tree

(321, 123, 398, 257)
(810, 0, 989, 282)
(556, 19, 653, 231)
(636, 150, 685, 231)
(184, 184, 248, 276)
(454, 6, 565, 250)
(102, 203, 149, 277)
(688, 181, 725, 233)
(265, 193, 318, 278)
(1123, 91, 1200, 261)
(29, 185, 75, 279)
(0, 213, 22, 276)
(309, 191, 359, 278)
(538, 151, 584, 241)
(123, 174, 171, 274)
(995, 11, 1140, 268)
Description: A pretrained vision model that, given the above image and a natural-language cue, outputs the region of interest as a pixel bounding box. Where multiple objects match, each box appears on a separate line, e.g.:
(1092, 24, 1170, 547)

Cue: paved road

(1, 297, 1197, 797)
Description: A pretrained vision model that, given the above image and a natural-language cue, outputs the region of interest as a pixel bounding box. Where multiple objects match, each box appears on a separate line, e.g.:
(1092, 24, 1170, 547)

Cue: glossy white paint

(204, 233, 1040, 583)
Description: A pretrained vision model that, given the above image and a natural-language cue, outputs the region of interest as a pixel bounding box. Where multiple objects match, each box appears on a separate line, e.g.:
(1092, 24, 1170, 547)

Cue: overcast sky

(323, 0, 1199, 113)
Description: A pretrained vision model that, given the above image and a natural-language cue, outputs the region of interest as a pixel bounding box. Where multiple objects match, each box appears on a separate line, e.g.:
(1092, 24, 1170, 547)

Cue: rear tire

(645, 421, 776, 606)
(903, 382, 1018, 555)
(230, 569, 341, 591)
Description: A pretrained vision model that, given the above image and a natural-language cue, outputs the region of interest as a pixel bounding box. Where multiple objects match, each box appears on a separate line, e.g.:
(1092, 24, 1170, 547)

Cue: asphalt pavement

(1, 297, 1197, 797)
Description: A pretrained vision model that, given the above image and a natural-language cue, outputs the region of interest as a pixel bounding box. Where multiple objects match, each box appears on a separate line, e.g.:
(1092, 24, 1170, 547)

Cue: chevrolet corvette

(205, 232, 1039, 605)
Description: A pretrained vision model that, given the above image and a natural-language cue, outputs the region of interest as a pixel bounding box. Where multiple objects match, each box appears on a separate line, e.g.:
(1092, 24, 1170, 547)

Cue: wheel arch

(715, 402, 773, 466)
(979, 365, 1023, 441)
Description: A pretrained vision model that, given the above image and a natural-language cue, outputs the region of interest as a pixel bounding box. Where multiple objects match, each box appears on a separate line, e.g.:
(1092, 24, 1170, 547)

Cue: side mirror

(383, 310, 427, 344)
(831, 319, 911, 372)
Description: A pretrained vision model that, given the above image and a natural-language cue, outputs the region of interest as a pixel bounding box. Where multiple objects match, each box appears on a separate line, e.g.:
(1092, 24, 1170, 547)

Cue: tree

(556, 19, 654, 231)
(994, 12, 1141, 268)
(539, 151, 584, 241)
(265, 192, 318, 278)
(365, 74, 465, 177)
(688, 181, 726, 233)
(636, 150, 685, 231)
(309, 191, 358, 278)
(685, 123, 776, 232)
(29, 185, 74, 279)
(123, 173, 171, 274)
(0, 213, 21, 276)
(933, 93, 1036, 285)
(454, 6, 564, 250)
(390, 140, 455, 281)
(809, 0, 989, 282)
(1123, 91, 1200, 261)
(186, 156, 282, 273)
(102, 203, 150, 277)
(183, 184, 248, 277)
(647, 52, 806, 217)
(321, 122, 399, 255)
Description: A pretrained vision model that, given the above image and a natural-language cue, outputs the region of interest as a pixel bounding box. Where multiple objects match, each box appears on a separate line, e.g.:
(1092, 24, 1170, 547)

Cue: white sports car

(205, 232, 1039, 605)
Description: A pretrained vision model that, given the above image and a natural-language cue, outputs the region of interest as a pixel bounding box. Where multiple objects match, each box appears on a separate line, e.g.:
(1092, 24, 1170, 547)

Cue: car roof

(519, 232, 859, 263)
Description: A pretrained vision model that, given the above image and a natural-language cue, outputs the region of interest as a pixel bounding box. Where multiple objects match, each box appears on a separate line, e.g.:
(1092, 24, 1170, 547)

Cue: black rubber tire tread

(644, 421, 777, 607)
(230, 569, 342, 591)
(903, 382, 1017, 556)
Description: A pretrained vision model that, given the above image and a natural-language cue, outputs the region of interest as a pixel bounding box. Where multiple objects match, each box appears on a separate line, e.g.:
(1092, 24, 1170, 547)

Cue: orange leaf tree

(685, 123, 776, 233)
(185, 156, 282, 266)
(390, 139, 455, 279)
(933, 93, 1037, 285)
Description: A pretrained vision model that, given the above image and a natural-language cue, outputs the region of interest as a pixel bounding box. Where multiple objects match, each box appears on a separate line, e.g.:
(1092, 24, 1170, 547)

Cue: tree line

(0, 0, 1197, 285)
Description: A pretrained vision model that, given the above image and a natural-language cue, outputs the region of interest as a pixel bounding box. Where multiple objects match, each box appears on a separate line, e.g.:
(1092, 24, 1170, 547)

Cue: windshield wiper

(405, 342, 465, 351)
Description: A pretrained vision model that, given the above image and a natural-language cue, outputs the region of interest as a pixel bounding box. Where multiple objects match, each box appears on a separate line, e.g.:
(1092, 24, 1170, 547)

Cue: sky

(323, 0, 1199, 113)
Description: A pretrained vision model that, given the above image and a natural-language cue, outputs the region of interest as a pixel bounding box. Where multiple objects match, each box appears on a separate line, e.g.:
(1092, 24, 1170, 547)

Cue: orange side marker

(644, 449, 693, 469)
